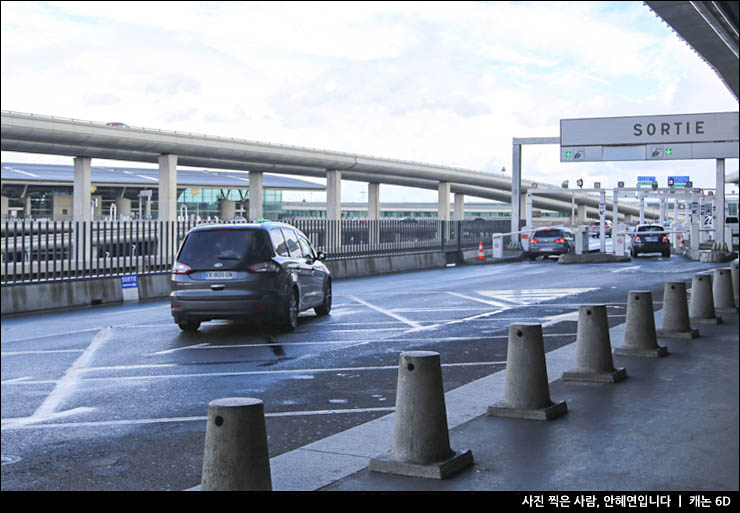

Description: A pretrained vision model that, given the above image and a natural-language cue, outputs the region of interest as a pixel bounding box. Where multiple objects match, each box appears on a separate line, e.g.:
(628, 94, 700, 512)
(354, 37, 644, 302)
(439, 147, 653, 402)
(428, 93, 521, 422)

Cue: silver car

(170, 222, 331, 332)
(528, 227, 575, 260)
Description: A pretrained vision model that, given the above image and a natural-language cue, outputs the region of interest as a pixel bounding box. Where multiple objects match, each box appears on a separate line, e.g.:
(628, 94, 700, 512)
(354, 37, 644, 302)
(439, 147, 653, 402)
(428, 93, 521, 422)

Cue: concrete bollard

(614, 291, 668, 358)
(488, 323, 567, 420)
(563, 305, 627, 383)
(201, 398, 272, 491)
(369, 351, 473, 479)
(689, 272, 722, 324)
(731, 262, 738, 307)
(713, 267, 736, 312)
(657, 281, 699, 339)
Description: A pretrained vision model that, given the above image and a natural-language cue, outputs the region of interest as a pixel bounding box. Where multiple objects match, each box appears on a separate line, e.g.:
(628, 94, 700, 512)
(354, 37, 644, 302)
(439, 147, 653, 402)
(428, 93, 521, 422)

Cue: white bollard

(488, 323, 567, 420)
(369, 351, 473, 479)
(563, 305, 627, 382)
(657, 281, 699, 338)
(614, 291, 668, 357)
(712, 267, 737, 312)
(689, 272, 722, 324)
(201, 398, 272, 491)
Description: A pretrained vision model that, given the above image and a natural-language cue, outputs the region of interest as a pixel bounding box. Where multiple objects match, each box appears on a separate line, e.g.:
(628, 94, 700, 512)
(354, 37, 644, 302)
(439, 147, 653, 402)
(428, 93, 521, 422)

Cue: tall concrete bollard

(657, 281, 699, 338)
(731, 262, 738, 307)
(201, 398, 272, 491)
(563, 305, 627, 383)
(689, 272, 722, 324)
(614, 291, 668, 357)
(712, 267, 736, 312)
(369, 351, 473, 479)
(488, 323, 567, 420)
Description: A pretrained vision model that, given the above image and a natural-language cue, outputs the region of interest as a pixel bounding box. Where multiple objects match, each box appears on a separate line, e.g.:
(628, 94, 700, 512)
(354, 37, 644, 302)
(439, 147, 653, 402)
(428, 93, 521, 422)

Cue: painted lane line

(5, 327, 112, 427)
(2, 349, 85, 356)
(2, 360, 508, 387)
(344, 294, 423, 329)
(611, 265, 641, 273)
(1, 407, 400, 431)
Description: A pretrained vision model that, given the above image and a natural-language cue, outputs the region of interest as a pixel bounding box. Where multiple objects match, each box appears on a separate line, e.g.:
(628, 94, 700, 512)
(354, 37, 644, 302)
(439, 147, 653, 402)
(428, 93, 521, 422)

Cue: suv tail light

(172, 262, 191, 274)
(555, 238, 565, 243)
(663, 236, 669, 242)
(529, 238, 538, 243)
(248, 261, 281, 273)
(635, 236, 641, 242)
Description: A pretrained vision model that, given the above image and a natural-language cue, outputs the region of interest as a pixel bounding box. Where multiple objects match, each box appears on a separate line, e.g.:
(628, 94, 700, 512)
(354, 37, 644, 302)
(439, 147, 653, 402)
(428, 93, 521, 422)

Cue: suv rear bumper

(170, 293, 283, 323)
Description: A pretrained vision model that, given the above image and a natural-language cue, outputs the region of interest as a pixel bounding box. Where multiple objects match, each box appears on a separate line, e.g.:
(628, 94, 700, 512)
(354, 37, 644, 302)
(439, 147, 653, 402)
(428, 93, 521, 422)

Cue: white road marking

(2, 359, 508, 387)
(611, 265, 641, 273)
(344, 294, 423, 329)
(1, 407, 399, 431)
(4, 327, 111, 427)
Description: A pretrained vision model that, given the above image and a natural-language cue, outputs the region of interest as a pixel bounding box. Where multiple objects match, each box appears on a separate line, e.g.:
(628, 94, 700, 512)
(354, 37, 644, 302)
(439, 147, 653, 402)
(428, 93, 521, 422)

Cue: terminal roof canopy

(0, 162, 326, 191)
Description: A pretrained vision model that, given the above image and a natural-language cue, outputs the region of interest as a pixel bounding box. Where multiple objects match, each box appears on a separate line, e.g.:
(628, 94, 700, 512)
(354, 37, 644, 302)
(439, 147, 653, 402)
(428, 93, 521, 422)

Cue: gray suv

(170, 222, 331, 332)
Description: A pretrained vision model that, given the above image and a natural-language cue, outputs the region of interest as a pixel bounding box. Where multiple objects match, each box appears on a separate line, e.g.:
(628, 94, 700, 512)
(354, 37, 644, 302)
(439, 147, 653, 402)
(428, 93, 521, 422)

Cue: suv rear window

(533, 229, 566, 238)
(178, 229, 272, 270)
(637, 226, 664, 232)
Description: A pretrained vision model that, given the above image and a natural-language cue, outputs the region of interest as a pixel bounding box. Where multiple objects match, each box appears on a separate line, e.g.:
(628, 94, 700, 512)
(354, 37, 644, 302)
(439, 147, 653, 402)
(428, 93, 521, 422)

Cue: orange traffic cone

(478, 241, 485, 261)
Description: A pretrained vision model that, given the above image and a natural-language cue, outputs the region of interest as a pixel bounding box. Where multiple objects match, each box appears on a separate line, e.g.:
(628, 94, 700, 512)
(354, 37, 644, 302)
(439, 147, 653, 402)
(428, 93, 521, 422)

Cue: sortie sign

(561, 112, 738, 146)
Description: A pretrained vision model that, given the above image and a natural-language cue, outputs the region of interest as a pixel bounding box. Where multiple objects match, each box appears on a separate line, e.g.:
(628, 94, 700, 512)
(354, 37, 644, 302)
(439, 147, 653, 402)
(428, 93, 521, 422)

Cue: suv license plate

(205, 271, 234, 280)
(645, 236, 657, 242)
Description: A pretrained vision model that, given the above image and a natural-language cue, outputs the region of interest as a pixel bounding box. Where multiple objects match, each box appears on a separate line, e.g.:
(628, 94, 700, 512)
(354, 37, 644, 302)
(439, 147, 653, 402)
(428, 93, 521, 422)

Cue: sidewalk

(268, 305, 739, 492)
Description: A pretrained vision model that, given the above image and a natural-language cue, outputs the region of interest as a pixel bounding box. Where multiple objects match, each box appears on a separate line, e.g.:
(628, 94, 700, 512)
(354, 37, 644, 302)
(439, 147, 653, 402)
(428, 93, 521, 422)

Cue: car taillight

(635, 236, 641, 242)
(248, 261, 280, 273)
(172, 262, 191, 274)
(530, 238, 538, 243)
(555, 238, 565, 243)
(663, 236, 669, 242)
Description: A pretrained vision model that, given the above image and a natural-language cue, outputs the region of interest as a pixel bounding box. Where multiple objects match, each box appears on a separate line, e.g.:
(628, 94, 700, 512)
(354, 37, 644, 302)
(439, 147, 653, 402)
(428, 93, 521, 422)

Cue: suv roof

(188, 221, 294, 232)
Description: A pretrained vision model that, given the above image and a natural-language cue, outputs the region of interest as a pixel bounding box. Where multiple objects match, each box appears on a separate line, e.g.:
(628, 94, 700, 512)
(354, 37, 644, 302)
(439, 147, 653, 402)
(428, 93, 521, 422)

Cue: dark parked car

(170, 221, 331, 332)
(629, 224, 670, 258)
(528, 227, 575, 260)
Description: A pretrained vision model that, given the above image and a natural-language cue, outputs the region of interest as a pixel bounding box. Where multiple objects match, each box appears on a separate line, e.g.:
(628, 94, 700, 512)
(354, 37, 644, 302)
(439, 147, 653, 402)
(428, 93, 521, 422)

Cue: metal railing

(1, 218, 513, 285)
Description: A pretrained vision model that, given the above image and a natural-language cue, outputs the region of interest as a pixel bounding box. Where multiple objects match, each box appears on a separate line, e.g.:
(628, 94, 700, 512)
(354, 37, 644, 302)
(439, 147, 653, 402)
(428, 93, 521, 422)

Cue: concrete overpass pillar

(454, 193, 465, 220)
(326, 170, 342, 221)
(115, 197, 132, 219)
(249, 171, 263, 220)
(368, 182, 380, 220)
(326, 170, 342, 250)
(158, 154, 177, 222)
(437, 182, 450, 221)
(1, 195, 8, 219)
(73, 156, 92, 222)
(220, 198, 236, 220)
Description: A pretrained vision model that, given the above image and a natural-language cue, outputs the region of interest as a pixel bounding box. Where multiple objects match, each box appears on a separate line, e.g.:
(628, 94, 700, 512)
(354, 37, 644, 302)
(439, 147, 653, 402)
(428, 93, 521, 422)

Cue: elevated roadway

(1, 110, 654, 222)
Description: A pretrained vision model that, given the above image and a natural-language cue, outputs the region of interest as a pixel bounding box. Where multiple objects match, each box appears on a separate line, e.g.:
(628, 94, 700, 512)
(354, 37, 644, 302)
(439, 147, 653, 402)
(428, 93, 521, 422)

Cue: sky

(1, 1, 738, 204)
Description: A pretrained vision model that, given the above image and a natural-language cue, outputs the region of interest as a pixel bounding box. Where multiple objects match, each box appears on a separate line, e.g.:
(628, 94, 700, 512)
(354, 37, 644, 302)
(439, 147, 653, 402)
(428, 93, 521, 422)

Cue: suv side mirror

(316, 251, 327, 261)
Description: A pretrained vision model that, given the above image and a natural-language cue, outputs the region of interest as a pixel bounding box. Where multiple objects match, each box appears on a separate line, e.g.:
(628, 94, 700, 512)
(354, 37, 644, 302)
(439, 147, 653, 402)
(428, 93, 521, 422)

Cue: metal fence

(1, 218, 514, 285)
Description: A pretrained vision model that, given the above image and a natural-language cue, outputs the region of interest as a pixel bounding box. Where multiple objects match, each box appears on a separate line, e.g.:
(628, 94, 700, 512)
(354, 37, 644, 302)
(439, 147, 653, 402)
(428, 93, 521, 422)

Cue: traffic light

(576, 178, 583, 188)
(667, 177, 674, 188)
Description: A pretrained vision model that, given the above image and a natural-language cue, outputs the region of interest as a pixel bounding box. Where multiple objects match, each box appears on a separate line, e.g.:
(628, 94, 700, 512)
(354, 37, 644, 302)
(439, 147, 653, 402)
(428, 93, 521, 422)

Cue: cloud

(1, 1, 737, 203)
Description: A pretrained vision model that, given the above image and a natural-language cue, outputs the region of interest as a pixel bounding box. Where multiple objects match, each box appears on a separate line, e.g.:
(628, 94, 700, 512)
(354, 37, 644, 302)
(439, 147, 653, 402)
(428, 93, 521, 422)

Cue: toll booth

(575, 226, 590, 255)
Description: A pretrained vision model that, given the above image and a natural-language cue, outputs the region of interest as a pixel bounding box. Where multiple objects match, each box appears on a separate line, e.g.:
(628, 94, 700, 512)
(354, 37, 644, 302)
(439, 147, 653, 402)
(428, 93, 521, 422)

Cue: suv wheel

(315, 280, 332, 316)
(178, 320, 201, 332)
(281, 289, 299, 331)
